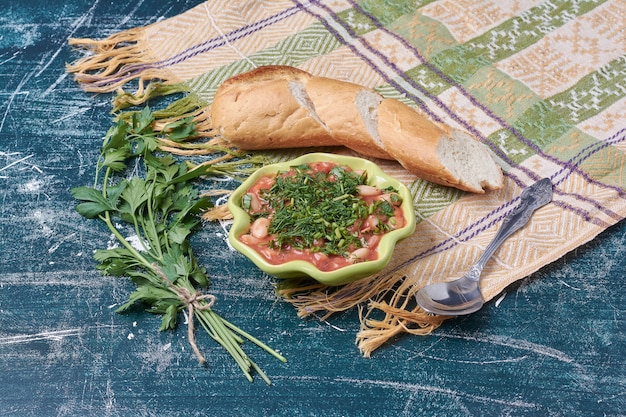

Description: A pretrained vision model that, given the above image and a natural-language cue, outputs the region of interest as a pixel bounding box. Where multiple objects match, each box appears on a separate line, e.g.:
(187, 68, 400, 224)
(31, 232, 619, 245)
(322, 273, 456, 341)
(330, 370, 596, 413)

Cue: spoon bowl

(415, 274, 484, 316)
(416, 178, 553, 316)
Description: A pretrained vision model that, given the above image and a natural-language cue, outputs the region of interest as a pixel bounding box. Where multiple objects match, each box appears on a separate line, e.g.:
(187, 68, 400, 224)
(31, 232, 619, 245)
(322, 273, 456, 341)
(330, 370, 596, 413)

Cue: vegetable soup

(238, 161, 405, 272)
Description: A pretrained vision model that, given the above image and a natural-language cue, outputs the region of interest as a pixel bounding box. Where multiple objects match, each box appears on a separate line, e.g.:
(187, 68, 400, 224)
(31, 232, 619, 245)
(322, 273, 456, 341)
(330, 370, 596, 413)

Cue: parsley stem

(100, 166, 154, 272)
(196, 310, 255, 382)
(220, 319, 287, 363)
(132, 217, 151, 254)
(176, 276, 277, 384)
(145, 187, 164, 261)
(249, 359, 273, 386)
(101, 210, 153, 272)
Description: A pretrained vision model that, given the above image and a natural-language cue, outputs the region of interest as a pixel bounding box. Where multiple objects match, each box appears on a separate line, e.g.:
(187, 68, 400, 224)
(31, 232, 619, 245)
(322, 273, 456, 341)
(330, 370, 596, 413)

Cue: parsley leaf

(72, 186, 117, 218)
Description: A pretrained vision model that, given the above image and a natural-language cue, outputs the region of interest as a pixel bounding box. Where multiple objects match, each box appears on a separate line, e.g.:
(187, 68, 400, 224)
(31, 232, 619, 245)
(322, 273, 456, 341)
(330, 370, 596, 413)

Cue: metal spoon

(415, 178, 554, 316)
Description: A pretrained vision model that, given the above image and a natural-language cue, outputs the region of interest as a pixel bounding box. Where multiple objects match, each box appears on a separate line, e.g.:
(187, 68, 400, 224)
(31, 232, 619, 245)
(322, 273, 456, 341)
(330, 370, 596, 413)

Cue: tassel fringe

(114, 87, 222, 157)
(151, 94, 215, 138)
(114, 83, 191, 111)
(67, 28, 178, 94)
(278, 271, 450, 357)
(357, 302, 446, 357)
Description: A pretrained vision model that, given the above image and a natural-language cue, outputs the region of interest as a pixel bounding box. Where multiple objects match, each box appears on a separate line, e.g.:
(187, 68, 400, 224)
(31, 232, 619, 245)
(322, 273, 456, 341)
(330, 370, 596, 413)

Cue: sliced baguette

(211, 65, 503, 193)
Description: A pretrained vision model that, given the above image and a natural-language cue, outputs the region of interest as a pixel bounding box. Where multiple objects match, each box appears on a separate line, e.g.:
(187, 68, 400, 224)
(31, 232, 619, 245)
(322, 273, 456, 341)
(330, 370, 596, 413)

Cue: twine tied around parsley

(153, 264, 216, 364)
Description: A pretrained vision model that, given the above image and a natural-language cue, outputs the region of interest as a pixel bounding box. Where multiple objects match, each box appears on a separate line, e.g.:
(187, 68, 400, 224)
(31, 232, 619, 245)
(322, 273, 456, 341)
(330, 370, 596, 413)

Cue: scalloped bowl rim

(227, 153, 416, 286)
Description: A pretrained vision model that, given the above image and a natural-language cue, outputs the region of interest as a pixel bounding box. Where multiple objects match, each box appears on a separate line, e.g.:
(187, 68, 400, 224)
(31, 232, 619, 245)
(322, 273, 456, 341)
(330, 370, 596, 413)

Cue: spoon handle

(468, 178, 553, 280)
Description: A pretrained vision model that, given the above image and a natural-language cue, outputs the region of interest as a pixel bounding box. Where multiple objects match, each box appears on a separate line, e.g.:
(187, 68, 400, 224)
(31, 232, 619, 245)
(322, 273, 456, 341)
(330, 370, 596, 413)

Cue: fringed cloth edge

(66, 30, 450, 356)
(67, 26, 183, 96)
(277, 270, 450, 357)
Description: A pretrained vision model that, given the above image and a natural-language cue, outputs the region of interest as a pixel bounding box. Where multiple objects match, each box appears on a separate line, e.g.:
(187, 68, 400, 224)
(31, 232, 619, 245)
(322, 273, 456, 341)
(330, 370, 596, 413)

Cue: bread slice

(303, 77, 390, 159)
(376, 98, 503, 192)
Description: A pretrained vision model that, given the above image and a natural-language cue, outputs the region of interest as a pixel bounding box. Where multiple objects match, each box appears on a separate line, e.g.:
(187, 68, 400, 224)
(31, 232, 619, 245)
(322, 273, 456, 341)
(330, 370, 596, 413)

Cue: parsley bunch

(72, 107, 285, 383)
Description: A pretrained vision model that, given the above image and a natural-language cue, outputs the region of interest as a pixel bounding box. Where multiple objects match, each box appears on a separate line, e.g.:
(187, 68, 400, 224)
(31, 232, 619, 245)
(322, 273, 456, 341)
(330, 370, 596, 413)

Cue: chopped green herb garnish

(251, 164, 401, 257)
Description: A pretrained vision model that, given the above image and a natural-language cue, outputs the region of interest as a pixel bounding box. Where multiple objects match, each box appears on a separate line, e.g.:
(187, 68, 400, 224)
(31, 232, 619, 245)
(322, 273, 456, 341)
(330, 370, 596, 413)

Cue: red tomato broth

(237, 161, 406, 272)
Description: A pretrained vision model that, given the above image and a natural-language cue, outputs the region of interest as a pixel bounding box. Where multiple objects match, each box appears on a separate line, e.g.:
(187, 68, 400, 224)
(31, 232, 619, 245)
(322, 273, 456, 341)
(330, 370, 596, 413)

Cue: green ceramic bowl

(227, 153, 416, 286)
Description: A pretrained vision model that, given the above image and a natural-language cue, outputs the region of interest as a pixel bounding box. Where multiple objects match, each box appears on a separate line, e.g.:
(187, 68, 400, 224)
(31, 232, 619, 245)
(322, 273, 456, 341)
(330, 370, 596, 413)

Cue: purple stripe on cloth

(381, 198, 521, 278)
(91, 6, 301, 88)
(414, 129, 626, 265)
(154, 6, 301, 67)
(383, 186, 617, 281)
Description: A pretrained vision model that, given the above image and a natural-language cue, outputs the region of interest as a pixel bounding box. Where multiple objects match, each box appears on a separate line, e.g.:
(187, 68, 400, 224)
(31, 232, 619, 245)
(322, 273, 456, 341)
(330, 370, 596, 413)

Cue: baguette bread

(211, 65, 503, 193)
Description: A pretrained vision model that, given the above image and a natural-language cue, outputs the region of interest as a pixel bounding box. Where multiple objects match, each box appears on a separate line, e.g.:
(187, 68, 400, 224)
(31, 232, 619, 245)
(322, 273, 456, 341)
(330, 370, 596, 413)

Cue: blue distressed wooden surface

(0, 1, 624, 416)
